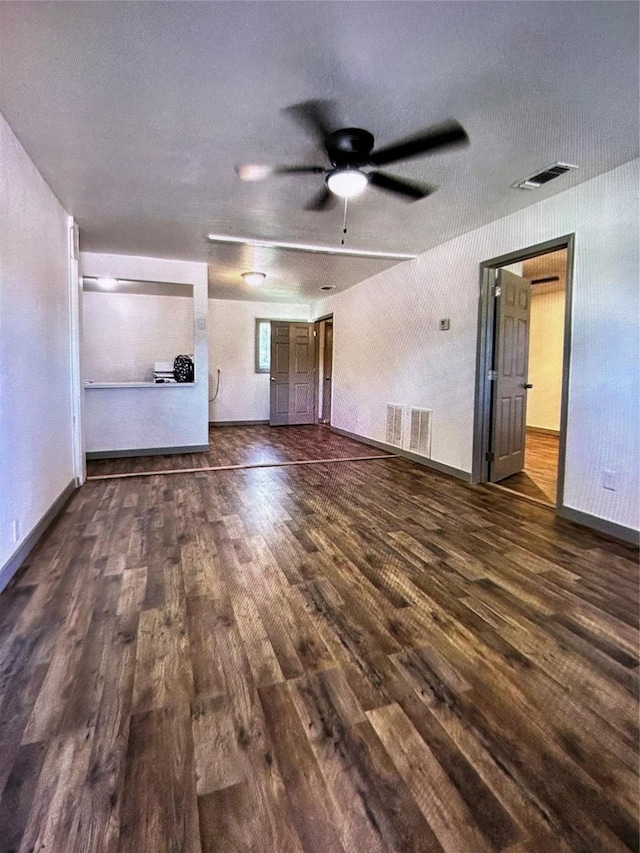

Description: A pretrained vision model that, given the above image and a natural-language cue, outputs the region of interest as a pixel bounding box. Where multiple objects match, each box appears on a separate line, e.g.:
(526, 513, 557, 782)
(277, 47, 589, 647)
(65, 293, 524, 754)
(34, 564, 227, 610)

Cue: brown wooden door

(489, 269, 532, 482)
(270, 322, 316, 426)
(321, 322, 333, 424)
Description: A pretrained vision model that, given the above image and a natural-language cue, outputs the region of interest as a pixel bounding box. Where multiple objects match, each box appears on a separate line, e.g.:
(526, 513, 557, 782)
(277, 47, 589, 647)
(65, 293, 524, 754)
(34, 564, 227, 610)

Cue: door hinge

(493, 284, 502, 297)
(488, 370, 497, 381)
(485, 451, 495, 462)
(313, 330, 317, 337)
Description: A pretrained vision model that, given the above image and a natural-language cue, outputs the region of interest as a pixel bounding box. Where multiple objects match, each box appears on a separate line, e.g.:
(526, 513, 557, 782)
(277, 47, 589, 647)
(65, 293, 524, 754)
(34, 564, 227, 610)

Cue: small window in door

(255, 319, 271, 373)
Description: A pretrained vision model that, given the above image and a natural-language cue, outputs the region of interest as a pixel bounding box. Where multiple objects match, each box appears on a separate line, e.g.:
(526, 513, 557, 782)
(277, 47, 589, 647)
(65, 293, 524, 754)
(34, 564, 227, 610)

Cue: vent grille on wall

(386, 404, 404, 448)
(408, 408, 432, 457)
(513, 162, 578, 190)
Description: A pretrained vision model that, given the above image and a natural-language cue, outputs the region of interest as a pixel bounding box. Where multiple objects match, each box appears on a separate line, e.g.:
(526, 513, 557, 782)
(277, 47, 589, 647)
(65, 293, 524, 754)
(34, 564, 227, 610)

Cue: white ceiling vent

(408, 408, 432, 457)
(386, 405, 404, 448)
(513, 162, 578, 190)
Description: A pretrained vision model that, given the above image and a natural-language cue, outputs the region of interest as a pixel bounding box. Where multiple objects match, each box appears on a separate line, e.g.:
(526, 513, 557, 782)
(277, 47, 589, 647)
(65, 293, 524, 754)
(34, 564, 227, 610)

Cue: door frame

(313, 313, 334, 424)
(472, 234, 575, 510)
(67, 217, 86, 485)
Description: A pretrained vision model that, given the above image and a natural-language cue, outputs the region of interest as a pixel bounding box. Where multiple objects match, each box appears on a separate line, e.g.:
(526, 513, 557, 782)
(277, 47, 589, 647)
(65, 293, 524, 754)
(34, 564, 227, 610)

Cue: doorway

(473, 236, 574, 508)
(315, 316, 334, 425)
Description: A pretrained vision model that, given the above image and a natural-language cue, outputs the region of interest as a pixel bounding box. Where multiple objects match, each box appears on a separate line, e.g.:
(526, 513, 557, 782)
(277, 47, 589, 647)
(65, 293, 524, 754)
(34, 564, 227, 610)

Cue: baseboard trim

(87, 444, 210, 460)
(209, 420, 270, 427)
(557, 505, 640, 546)
(0, 479, 77, 594)
(330, 427, 472, 482)
(527, 426, 560, 436)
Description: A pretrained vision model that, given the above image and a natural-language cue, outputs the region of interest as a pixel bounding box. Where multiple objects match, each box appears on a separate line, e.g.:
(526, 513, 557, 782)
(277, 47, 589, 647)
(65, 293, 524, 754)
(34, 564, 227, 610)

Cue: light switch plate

(439, 318, 450, 331)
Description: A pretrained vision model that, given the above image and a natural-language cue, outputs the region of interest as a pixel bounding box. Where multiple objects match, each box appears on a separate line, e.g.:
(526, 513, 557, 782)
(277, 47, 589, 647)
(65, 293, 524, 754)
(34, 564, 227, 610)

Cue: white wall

(208, 299, 310, 422)
(314, 159, 639, 532)
(83, 290, 194, 383)
(527, 286, 565, 432)
(80, 253, 209, 452)
(0, 112, 75, 576)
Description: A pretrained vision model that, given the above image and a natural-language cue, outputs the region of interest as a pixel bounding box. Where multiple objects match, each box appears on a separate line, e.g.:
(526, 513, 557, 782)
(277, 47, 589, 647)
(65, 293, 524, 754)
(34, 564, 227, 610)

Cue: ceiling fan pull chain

(341, 198, 348, 245)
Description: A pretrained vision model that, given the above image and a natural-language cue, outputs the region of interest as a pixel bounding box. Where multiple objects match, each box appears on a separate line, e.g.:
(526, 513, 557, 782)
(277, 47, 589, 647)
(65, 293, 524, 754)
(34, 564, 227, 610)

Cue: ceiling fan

(236, 100, 469, 211)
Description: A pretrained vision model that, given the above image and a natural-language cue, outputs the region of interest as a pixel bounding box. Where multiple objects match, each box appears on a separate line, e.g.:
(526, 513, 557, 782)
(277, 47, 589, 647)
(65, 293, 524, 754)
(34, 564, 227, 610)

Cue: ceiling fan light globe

(326, 169, 368, 198)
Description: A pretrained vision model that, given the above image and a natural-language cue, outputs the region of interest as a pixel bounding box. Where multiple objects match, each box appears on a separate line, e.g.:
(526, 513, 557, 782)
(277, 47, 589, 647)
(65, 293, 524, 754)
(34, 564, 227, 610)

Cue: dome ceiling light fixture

(241, 271, 266, 286)
(326, 167, 369, 199)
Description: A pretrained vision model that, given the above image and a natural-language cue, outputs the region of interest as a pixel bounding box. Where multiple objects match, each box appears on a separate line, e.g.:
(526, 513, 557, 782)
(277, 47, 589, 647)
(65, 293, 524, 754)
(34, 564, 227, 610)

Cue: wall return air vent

(513, 162, 578, 190)
(386, 405, 404, 448)
(408, 408, 432, 457)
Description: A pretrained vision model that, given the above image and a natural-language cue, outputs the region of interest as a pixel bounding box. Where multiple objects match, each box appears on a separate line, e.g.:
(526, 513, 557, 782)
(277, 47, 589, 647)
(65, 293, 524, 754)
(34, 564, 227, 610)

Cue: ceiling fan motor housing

(325, 128, 374, 168)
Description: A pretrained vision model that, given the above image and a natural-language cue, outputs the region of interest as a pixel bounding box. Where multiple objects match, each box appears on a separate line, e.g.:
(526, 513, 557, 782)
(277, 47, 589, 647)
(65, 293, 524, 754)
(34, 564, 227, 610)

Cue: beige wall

(313, 160, 640, 532)
(208, 299, 310, 423)
(1, 111, 74, 582)
(526, 285, 565, 431)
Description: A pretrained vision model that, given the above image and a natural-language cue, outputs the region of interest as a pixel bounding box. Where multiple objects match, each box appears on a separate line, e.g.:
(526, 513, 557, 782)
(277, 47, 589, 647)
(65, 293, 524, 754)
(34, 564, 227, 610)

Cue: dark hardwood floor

(86, 424, 389, 477)
(1, 427, 638, 852)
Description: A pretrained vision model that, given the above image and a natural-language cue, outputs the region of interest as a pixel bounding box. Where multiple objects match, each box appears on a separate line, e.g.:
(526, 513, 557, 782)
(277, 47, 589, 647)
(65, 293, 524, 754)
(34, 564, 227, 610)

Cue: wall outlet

(12, 519, 20, 543)
(602, 469, 617, 491)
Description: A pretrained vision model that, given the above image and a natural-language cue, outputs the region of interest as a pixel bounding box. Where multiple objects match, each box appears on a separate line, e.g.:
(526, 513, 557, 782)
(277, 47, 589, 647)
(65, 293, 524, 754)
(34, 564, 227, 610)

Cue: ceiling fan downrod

(341, 198, 348, 245)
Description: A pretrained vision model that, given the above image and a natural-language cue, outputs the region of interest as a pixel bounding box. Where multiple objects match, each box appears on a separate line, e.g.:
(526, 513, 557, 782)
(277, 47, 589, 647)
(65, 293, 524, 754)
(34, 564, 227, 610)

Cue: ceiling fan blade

(274, 165, 326, 176)
(235, 164, 275, 182)
(304, 186, 337, 212)
(369, 120, 469, 167)
(236, 163, 325, 182)
(283, 99, 338, 143)
(368, 171, 434, 200)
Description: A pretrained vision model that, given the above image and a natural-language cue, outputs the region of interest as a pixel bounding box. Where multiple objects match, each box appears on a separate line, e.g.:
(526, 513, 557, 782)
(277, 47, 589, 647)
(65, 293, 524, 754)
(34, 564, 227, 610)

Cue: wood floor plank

(287, 672, 390, 853)
(17, 727, 95, 853)
(258, 680, 346, 853)
(191, 694, 245, 794)
(119, 707, 201, 853)
(75, 610, 140, 853)
(131, 602, 194, 714)
(197, 781, 303, 853)
(367, 702, 495, 853)
(0, 741, 47, 853)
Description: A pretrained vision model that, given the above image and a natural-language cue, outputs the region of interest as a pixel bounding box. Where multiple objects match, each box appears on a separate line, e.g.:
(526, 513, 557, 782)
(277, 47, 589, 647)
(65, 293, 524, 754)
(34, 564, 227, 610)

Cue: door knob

(524, 383, 533, 389)
(270, 377, 276, 382)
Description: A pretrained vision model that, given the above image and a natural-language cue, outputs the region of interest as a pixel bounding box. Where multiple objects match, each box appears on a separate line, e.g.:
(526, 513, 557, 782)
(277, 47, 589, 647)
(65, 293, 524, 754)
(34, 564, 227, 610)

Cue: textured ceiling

(0, 2, 637, 302)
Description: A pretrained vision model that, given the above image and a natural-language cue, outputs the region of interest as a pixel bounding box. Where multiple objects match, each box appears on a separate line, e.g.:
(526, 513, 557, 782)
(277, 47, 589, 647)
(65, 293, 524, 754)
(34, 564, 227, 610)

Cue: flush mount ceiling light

(326, 168, 369, 199)
(241, 271, 266, 286)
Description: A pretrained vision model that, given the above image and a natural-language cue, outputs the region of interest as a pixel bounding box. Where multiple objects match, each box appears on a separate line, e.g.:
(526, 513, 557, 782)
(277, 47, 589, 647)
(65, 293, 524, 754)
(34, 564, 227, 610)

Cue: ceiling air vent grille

(408, 408, 432, 457)
(514, 162, 578, 190)
(386, 405, 404, 448)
